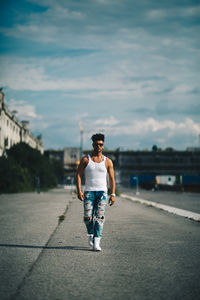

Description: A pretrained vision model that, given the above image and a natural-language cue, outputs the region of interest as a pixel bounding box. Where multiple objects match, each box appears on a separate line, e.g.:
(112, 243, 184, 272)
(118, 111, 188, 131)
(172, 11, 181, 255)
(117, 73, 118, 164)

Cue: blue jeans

(83, 191, 107, 238)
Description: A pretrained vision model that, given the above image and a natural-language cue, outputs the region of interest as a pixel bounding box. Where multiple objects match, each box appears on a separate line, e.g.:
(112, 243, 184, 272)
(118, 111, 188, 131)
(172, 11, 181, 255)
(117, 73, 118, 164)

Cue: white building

(0, 89, 44, 156)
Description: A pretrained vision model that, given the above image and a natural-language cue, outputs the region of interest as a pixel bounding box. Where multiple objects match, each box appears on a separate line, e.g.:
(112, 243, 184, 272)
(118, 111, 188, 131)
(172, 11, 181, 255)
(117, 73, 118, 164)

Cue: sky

(0, 0, 200, 151)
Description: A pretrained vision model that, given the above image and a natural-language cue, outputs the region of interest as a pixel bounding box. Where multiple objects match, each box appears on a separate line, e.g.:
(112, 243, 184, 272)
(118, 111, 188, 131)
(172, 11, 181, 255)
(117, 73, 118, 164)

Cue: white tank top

(84, 155, 107, 191)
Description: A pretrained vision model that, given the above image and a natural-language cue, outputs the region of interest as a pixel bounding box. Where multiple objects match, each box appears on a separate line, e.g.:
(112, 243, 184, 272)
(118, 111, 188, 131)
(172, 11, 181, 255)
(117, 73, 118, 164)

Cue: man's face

(93, 140, 104, 152)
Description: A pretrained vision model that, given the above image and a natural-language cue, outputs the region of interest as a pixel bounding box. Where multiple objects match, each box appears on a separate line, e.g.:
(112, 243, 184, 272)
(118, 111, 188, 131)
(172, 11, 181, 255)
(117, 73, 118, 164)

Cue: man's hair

(91, 133, 105, 142)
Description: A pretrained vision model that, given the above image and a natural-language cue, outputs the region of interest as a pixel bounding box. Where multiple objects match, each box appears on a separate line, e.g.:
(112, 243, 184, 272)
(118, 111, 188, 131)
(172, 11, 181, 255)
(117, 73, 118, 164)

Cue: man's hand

(78, 191, 84, 201)
(109, 195, 115, 206)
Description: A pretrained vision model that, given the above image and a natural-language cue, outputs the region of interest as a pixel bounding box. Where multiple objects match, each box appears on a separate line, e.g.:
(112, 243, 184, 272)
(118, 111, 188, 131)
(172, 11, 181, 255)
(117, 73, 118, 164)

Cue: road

(0, 189, 199, 300)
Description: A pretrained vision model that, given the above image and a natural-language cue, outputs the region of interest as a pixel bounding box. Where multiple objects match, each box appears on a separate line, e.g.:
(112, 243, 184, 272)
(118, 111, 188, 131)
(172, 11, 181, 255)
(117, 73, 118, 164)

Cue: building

(0, 89, 44, 156)
(45, 149, 64, 162)
(102, 149, 200, 192)
(45, 146, 200, 191)
(116, 150, 200, 183)
(45, 147, 80, 184)
(63, 147, 80, 172)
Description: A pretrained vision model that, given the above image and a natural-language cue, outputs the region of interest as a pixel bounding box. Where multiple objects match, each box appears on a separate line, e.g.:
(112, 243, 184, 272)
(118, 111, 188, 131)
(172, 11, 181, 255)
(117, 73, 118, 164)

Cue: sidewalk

(119, 187, 200, 214)
(121, 194, 200, 222)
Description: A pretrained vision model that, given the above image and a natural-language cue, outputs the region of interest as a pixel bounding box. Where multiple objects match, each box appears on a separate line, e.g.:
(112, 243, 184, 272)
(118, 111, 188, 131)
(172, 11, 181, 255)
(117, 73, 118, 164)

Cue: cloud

(74, 113, 89, 120)
(2, 0, 199, 50)
(89, 117, 200, 137)
(42, 3, 85, 21)
(147, 6, 200, 20)
(0, 56, 143, 93)
(0, 0, 85, 43)
(7, 98, 42, 120)
(0, 55, 174, 97)
(79, 117, 200, 149)
(95, 116, 119, 126)
(170, 84, 200, 95)
(0, 25, 58, 43)
(0, 0, 199, 150)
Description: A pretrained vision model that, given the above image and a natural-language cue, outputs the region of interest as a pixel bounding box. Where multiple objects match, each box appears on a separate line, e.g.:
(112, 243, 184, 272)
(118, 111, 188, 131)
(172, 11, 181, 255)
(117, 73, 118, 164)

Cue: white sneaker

(88, 234, 94, 247)
(93, 237, 101, 251)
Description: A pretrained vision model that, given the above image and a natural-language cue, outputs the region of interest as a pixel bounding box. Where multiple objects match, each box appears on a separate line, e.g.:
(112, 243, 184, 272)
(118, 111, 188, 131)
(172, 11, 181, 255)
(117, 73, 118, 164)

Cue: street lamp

(78, 121, 84, 160)
(78, 121, 104, 160)
(133, 176, 140, 195)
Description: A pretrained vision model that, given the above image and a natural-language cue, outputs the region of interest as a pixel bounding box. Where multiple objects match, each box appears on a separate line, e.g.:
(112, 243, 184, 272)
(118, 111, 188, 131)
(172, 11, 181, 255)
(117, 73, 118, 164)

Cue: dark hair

(91, 133, 105, 142)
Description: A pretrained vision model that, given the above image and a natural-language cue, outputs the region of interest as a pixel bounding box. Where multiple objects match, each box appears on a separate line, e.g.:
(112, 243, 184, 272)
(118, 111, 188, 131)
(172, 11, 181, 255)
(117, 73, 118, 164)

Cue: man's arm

(76, 156, 88, 201)
(107, 158, 116, 206)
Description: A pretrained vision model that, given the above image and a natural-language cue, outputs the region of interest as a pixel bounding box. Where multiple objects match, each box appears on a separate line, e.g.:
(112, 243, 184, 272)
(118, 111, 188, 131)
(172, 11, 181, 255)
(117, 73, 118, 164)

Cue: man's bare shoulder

(105, 157, 113, 168)
(80, 155, 89, 165)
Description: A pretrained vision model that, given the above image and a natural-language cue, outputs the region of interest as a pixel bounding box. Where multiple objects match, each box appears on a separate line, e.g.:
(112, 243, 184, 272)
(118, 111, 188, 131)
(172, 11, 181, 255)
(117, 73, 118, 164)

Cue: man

(76, 133, 115, 251)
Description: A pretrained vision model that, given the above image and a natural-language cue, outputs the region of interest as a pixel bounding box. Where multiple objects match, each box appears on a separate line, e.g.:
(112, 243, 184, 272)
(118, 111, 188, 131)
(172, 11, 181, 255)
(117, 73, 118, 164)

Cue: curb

(120, 193, 200, 222)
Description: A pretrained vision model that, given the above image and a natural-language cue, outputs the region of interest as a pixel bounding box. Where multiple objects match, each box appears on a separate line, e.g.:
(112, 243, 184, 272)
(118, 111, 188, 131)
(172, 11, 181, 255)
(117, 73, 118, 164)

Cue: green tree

(152, 145, 158, 152)
(0, 156, 32, 193)
(0, 143, 62, 193)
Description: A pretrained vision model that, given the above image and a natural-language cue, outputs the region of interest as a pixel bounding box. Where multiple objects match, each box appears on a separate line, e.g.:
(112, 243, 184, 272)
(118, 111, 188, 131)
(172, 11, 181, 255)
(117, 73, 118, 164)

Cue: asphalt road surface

(0, 189, 199, 300)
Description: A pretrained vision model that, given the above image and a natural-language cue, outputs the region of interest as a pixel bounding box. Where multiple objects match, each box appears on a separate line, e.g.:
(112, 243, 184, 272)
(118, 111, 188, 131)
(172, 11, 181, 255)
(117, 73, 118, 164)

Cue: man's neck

(92, 151, 103, 157)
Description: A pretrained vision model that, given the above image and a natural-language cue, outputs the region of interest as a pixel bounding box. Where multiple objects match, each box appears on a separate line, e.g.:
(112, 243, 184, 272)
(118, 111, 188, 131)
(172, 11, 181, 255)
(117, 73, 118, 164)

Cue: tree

(152, 145, 158, 152)
(0, 143, 62, 193)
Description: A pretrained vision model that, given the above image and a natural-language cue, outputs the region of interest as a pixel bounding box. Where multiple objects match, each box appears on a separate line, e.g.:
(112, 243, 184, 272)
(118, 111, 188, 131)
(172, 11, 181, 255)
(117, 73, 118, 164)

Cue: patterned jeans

(83, 191, 107, 238)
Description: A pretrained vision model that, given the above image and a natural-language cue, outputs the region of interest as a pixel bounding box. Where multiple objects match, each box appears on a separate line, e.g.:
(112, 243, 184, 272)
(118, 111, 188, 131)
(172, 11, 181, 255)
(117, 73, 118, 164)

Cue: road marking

(120, 193, 200, 222)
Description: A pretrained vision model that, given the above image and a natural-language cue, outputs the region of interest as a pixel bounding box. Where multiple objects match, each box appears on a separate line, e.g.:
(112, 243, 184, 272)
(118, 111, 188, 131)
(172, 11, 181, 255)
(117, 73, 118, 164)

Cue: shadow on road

(0, 244, 91, 251)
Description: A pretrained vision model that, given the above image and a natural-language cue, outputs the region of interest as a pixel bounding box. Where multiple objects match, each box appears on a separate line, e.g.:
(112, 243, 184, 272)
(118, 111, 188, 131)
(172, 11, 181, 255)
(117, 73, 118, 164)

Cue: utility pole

(78, 121, 84, 160)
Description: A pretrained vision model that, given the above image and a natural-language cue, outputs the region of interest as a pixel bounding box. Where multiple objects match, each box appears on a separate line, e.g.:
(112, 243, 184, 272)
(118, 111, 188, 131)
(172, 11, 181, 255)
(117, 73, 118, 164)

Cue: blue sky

(0, 0, 200, 150)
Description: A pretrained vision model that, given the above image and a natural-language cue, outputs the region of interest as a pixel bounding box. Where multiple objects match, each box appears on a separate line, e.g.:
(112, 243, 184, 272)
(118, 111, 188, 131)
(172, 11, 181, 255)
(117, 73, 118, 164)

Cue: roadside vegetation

(0, 142, 64, 193)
